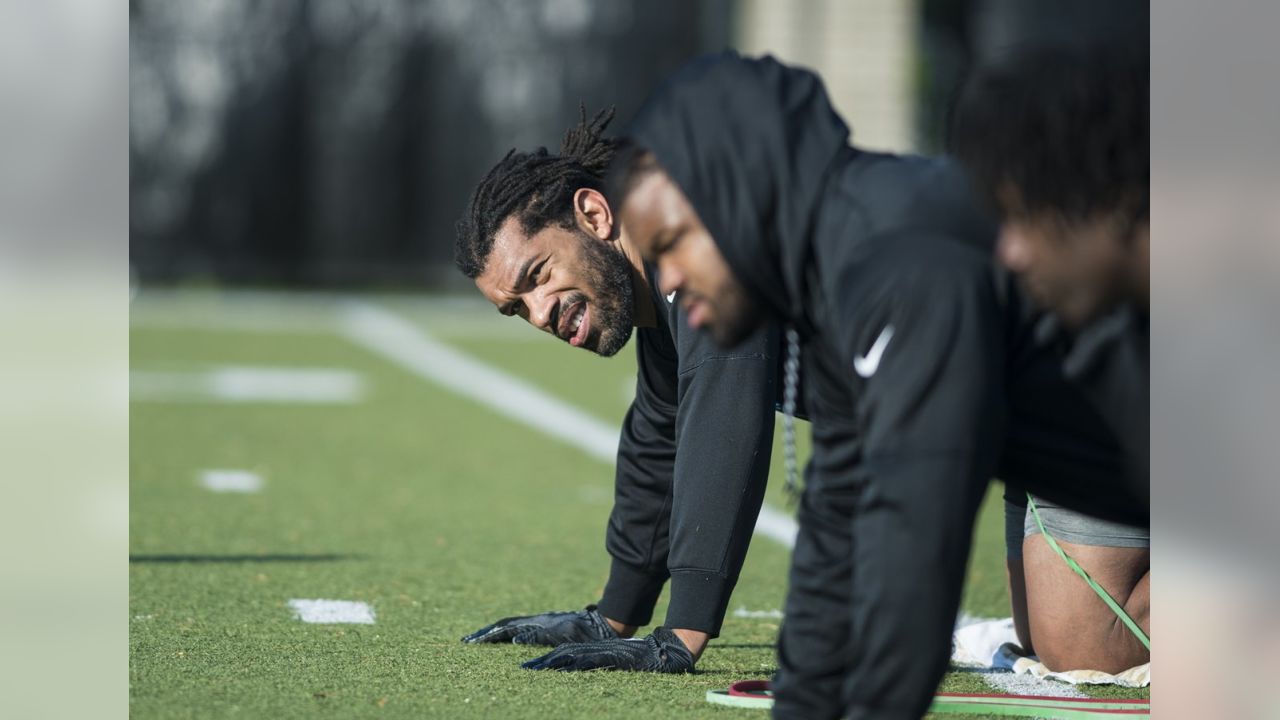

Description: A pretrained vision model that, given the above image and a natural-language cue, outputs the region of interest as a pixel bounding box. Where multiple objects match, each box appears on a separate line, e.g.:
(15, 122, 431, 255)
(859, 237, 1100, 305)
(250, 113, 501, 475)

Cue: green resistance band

(930, 693, 1149, 718)
(706, 683, 1150, 718)
(1026, 494, 1151, 650)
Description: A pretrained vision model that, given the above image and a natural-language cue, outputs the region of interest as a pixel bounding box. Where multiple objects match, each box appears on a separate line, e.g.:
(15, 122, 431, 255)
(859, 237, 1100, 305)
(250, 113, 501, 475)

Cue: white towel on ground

(951, 617, 1150, 688)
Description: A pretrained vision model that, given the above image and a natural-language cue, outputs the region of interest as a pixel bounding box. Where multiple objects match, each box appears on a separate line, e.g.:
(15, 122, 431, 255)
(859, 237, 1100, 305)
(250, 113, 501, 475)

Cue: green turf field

(130, 291, 1147, 718)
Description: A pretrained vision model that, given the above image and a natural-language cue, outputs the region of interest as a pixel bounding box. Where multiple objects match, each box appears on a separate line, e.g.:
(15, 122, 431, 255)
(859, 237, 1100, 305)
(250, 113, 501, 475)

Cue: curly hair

(949, 44, 1148, 229)
(454, 106, 619, 279)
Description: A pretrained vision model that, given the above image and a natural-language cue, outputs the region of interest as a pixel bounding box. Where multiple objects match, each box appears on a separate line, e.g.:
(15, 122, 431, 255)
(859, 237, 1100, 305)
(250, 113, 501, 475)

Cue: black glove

(521, 626, 695, 673)
(460, 605, 619, 646)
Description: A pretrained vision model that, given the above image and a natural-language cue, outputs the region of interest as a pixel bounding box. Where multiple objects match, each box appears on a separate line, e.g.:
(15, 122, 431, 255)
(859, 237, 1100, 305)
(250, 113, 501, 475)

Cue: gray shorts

(1005, 495, 1149, 559)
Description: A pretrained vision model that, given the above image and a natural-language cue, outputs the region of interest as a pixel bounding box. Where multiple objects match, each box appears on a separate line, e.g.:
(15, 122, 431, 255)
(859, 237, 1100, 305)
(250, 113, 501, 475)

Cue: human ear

(573, 187, 614, 241)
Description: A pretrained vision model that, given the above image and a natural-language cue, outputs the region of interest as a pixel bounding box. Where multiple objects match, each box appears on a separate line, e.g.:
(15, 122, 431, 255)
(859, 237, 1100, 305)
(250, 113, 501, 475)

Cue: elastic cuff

(663, 570, 735, 638)
(596, 558, 668, 628)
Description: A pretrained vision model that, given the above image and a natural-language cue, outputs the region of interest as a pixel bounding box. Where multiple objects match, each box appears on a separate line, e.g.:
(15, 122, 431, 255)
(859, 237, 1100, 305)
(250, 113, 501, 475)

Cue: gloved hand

(460, 605, 619, 646)
(521, 626, 695, 673)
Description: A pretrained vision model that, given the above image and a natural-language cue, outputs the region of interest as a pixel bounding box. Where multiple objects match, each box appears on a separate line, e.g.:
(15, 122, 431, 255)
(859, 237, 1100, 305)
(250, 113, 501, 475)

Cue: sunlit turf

(129, 291, 1146, 718)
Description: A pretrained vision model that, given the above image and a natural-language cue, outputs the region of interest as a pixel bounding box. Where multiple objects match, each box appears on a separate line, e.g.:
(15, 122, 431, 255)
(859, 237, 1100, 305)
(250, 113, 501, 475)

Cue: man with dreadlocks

(452, 108, 787, 673)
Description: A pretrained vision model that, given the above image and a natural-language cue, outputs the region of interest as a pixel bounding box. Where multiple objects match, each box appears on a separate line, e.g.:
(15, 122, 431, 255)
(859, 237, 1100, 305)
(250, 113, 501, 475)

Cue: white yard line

(288, 599, 375, 625)
(198, 469, 264, 493)
(131, 289, 543, 340)
(338, 300, 801, 550)
(129, 314, 338, 335)
(733, 607, 785, 619)
(131, 367, 365, 404)
(753, 505, 800, 548)
(340, 301, 619, 458)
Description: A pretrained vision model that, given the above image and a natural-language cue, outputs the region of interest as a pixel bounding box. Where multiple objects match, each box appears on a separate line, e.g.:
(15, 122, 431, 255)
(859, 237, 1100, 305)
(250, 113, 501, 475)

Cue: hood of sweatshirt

(626, 52, 851, 329)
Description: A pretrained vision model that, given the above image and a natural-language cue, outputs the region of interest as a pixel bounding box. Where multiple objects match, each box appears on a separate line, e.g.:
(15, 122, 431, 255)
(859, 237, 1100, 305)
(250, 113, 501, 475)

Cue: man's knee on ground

(1022, 536, 1149, 674)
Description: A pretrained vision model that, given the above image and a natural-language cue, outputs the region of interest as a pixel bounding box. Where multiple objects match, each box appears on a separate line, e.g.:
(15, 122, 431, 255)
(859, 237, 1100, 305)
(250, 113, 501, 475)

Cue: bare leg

(1022, 536, 1149, 673)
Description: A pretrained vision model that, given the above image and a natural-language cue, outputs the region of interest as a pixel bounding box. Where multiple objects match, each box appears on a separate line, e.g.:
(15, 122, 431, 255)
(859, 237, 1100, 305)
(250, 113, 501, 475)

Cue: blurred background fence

(129, 0, 1145, 289)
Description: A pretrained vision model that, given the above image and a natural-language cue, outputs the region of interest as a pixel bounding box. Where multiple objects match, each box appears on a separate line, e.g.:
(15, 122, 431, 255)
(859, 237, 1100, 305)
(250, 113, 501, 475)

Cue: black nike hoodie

(624, 52, 1147, 720)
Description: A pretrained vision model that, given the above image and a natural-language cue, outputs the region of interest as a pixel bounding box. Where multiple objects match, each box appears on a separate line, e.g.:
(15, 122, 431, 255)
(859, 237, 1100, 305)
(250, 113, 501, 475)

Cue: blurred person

(950, 44, 1148, 481)
(607, 53, 1147, 719)
(952, 45, 1150, 674)
(452, 108, 789, 673)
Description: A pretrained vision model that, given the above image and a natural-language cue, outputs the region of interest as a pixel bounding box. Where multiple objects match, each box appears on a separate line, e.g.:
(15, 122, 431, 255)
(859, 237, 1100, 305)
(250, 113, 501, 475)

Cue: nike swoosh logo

(853, 325, 894, 378)
(666, 291, 677, 303)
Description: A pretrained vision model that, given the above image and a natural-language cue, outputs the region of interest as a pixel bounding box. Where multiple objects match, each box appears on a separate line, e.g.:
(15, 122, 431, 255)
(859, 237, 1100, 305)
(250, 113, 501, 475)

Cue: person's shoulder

(837, 228, 995, 305)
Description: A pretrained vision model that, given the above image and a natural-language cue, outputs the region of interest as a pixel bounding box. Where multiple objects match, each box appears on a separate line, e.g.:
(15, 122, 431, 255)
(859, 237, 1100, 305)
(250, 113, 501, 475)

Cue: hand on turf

(461, 605, 619, 646)
(520, 627, 695, 673)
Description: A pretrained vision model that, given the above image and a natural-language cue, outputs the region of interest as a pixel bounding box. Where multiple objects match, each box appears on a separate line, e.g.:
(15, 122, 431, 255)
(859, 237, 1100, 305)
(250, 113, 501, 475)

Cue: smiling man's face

(475, 194, 635, 357)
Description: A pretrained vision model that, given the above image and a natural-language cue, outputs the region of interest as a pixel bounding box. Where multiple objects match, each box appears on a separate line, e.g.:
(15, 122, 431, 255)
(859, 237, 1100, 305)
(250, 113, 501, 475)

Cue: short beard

(576, 228, 635, 357)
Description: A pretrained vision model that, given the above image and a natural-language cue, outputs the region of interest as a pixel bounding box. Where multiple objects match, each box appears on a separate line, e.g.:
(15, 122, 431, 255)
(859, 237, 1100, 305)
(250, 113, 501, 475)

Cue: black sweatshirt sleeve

(598, 298, 778, 637)
(774, 238, 1004, 720)
(843, 244, 1003, 720)
(597, 330, 680, 629)
(665, 322, 777, 635)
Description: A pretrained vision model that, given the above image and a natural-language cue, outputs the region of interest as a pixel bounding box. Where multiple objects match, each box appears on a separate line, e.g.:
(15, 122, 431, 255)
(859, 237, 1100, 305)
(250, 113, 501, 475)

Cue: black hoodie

(627, 53, 1146, 720)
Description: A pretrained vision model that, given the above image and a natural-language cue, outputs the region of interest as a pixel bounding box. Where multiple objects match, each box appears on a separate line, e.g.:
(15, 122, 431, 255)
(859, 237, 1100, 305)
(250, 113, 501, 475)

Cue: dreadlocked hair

(455, 105, 620, 279)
